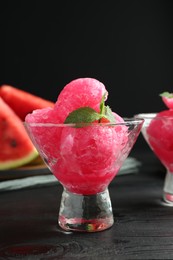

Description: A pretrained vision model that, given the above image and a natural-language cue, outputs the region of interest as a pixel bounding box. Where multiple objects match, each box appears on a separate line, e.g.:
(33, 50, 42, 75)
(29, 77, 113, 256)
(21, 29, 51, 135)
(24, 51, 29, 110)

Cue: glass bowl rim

(135, 113, 173, 120)
(24, 117, 144, 128)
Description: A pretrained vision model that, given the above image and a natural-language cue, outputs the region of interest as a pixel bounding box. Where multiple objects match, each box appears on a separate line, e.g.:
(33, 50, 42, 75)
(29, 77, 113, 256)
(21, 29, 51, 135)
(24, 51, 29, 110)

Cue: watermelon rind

(0, 149, 38, 170)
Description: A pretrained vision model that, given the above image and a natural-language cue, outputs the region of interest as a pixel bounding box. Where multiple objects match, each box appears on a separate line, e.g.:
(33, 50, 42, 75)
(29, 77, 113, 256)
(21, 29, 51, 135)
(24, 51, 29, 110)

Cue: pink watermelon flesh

(147, 110, 173, 172)
(0, 85, 54, 121)
(25, 78, 129, 194)
(0, 98, 38, 170)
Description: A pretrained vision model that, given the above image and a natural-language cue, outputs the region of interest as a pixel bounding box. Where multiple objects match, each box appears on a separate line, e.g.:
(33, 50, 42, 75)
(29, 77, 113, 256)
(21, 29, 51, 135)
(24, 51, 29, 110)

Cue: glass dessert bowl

(25, 119, 143, 232)
(136, 113, 173, 205)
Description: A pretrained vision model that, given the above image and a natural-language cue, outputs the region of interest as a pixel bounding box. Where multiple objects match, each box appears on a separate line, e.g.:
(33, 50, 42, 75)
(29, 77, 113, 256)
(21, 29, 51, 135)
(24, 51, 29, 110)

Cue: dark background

(1, 0, 173, 150)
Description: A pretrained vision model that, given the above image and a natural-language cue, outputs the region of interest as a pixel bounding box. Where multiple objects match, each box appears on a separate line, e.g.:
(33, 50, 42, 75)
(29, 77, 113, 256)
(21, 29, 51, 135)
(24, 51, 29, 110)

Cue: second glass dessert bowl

(136, 113, 173, 205)
(25, 118, 143, 232)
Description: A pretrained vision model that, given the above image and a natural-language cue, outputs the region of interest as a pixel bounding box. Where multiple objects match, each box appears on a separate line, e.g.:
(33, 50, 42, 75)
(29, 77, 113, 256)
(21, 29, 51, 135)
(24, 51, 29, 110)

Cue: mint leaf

(105, 106, 116, 123)
(100, 93, 107, 115)
(64, 107, 102, 124)
(160, 92, 173, 98)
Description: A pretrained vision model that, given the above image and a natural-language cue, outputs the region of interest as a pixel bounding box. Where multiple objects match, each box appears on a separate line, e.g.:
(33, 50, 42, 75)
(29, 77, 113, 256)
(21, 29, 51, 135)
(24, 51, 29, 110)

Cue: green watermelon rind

(0, 148, 38, 170)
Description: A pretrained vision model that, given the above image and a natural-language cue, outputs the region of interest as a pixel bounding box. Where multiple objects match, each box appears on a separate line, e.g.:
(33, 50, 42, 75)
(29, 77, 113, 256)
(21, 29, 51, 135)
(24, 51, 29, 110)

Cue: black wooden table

(0, 151, 173, 259)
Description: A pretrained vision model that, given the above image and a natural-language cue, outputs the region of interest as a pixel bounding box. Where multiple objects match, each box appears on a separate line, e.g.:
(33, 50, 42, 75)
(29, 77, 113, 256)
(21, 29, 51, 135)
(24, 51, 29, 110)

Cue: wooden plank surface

(0, 152, 171, 259)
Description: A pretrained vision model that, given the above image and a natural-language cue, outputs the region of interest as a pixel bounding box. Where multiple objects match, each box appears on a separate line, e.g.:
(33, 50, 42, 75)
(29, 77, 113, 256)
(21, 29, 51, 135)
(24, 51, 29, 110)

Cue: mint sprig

(100, 94, 106, 115)
(160, 92, 173, 98)
(64, 93, 115, 124)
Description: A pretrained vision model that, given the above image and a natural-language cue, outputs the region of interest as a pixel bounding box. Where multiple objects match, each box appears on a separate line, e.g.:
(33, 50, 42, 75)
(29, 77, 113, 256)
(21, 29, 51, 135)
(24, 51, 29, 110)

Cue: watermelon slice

(0, 85, 54, 121)
(0, 97, 38, 170)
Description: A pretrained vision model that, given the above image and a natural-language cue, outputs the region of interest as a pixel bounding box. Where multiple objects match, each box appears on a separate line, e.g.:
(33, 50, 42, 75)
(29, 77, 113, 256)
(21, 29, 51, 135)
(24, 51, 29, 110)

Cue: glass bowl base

(58, 188, 114, 232)
(163, 171, 173, 206)
(58, 215, 114, 232)
(163, 192, 173, 206)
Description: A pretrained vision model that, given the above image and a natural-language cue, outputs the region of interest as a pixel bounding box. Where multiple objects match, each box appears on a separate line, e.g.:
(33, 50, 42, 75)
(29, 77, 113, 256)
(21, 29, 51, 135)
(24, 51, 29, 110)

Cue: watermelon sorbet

(146, 110, 173, 172)
(26, 122, 131, 194)
(144, 92, 173, 172)
(25, 78, 142, 195)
